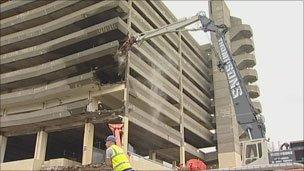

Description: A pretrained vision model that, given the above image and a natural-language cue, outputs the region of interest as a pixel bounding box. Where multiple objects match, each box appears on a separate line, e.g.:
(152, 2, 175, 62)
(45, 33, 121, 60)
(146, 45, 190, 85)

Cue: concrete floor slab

(0, 99, 89, 128)
(128, 76, 180, 124)
(1, 1, 52, 20)
(183, 94, 211, 127)
(0, 0, 35, 13)
(1, 1, 129, 53)
(1, 41, 119, 90)
(1, 72, 98, 108)
(1, 1, 79, 30)
(133, 1, 210, 80)
(0, 17, 128, 72)
(148, 1, 209, 66)
(129, 51, 180, 102)
(230, 24, 253, 41)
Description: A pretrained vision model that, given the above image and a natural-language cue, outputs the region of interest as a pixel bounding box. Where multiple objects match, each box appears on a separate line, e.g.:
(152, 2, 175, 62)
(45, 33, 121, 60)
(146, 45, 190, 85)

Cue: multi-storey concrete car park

(0, 0, 261, 170)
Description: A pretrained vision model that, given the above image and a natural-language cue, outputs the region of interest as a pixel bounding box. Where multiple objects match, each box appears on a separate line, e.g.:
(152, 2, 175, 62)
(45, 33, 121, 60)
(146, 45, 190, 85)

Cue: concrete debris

(42, 163, 111, 171)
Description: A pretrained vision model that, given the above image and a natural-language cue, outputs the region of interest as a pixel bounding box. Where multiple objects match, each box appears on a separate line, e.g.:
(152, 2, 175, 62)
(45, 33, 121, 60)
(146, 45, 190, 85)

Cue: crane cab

(241, 138, 270, 166)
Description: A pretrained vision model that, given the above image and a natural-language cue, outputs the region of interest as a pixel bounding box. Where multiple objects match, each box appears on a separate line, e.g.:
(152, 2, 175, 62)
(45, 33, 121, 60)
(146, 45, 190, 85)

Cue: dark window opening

(4, 134, 36, 162)
(246, 144, 257, 158)
(295, 150, 304, 163)
(46, 128, 84, 163)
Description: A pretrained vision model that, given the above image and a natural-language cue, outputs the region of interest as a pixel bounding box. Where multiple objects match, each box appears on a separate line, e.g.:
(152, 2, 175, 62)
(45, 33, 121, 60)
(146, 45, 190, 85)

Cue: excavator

(109, 12, 303, 170)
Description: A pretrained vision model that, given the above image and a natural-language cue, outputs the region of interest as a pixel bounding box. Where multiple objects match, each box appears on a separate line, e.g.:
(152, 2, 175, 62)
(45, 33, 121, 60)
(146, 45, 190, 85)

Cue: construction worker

(105, 135, 133, 171)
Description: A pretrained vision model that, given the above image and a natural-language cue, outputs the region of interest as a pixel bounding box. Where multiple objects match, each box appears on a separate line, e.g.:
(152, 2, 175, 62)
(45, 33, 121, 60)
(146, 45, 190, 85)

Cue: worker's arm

(105, 158, 112, 166)
(105, 148, 113, 166)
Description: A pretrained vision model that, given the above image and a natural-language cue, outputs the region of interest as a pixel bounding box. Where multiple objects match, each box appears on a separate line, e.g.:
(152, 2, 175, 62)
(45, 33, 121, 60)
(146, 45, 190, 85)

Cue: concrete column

(87, 97, 98, 112)
(122, 117, 129, 153)
(172, 161, 177, 168)
(121, 0, 132, 155)
(0, 135, 7, 163)
(209, 0, 241, 168)
(178, 31, 186, 165)
(149, 150, 156, 161)
(34, 131, 48, 161)
(179, 146, 185, 164)
(82, 122, 94, 165)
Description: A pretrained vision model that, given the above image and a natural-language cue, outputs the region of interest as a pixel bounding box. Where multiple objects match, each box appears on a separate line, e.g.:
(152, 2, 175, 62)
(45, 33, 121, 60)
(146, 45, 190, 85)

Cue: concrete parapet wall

(0, 158, 43, 171)
(130, 153, 173, 171)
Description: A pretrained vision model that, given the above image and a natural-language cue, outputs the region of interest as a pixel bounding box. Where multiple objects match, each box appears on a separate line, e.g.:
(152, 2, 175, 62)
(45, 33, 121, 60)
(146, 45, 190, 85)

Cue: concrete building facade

(0, 1, 216, 170)
(0, 0, 261, 170)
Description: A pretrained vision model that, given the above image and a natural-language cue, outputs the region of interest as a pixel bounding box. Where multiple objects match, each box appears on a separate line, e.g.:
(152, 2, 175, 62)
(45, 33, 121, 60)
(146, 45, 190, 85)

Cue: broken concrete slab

(0, 17, 128, 73)
(1, 1, 129, 53)
(1, 41, 119, 90)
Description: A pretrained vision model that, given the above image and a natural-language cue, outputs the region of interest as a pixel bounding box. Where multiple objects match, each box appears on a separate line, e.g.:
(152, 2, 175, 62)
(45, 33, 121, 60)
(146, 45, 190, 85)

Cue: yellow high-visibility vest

(110, 145, 132, 171)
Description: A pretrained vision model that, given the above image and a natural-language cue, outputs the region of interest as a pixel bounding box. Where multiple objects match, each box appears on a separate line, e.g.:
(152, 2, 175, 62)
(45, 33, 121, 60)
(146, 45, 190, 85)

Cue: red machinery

(186, 159, 207, 171)
(108, 123, 123, 147)
(179, 159, 207, 171)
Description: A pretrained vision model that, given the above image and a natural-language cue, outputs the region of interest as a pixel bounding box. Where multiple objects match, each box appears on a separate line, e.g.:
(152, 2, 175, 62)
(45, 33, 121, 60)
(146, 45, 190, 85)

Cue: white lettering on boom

(218, 38, 243, 99)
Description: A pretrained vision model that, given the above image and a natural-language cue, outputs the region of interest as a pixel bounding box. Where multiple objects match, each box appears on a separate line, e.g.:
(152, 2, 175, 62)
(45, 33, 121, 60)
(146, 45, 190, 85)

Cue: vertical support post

(121, 0, 133, 155)
(178, 31, 185, 165)
(0, 135, 7, 163)
(34, 130, 48, 162)
(122, 117, 129, 153)
(87, 97, 98, 112)
(149, 150, 156, 161)
(172, 161, 177, 168)
(82, 122, 94, 165)
(124, 0, 132, 89)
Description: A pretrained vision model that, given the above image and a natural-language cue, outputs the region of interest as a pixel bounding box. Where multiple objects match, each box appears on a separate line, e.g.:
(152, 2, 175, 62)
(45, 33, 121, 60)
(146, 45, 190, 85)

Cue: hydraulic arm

(120, 12, 265, 139)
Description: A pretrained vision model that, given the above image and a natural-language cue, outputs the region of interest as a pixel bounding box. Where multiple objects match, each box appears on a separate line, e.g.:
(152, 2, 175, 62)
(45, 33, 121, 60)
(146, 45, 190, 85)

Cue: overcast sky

(163, 1, 303, 146)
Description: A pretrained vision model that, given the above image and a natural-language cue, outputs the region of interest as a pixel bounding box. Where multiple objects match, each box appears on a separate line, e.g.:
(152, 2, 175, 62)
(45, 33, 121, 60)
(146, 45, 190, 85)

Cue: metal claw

(117, 36, 138, 56)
